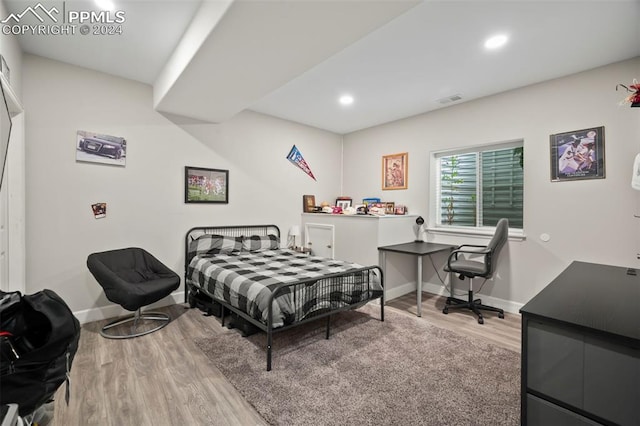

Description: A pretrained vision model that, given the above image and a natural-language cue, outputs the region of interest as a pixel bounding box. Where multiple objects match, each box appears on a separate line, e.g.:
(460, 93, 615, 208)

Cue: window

(434, 141, 523, 230)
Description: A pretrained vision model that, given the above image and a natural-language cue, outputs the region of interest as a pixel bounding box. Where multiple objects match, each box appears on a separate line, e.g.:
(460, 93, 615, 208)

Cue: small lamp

(289, 225, 301, 249)
(415, 216, 425, 242)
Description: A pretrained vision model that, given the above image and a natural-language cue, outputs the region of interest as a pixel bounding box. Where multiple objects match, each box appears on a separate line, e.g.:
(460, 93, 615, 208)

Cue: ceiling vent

(436, 94, 463, 105)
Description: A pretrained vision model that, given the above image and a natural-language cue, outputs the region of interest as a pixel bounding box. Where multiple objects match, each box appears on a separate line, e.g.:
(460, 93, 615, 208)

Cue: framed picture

(382, 152, 408, 190)
(335, 197, 352, 209)
(76, 130, 127, 166)
(185, 166, 228, 203)
(550, 126, 605, 182)
(394, 205, 407, 215)
(362, 198, 381, 205)
(385, 202, 395, 214)
(303, 194, 316, 212)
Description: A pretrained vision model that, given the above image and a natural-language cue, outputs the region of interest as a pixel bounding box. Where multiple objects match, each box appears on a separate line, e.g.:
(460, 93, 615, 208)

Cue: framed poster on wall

(185, 166, 229, 203)
(382, 152, 408, 190)
(550, 126, 605, 182)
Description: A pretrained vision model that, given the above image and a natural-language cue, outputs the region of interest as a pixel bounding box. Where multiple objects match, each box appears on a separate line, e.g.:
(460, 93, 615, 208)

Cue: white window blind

(435, 142, 523, 229)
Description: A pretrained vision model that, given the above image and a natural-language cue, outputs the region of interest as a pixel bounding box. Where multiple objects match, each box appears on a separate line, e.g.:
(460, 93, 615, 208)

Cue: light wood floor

(50, 292, 521, 425)
(386, 291, 522, 353)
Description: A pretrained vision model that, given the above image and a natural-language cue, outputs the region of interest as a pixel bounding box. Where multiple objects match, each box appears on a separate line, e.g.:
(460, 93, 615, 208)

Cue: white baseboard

(386, 281, 523, 315)
(75, 285, 523, 324)
(73, 291, 186, 325)
(384, 281, 417, 302)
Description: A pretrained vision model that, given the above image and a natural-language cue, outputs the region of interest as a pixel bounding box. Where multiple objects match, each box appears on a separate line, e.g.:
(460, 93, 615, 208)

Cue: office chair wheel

(477, 317, 484, 325)
(498, 312, 505, 319)
(442, 307, 449, 314)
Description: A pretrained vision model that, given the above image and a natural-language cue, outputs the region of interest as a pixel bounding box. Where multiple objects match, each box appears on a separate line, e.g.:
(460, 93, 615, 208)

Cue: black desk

(520, 261, 640, 426)
(378, 241, 455, 317)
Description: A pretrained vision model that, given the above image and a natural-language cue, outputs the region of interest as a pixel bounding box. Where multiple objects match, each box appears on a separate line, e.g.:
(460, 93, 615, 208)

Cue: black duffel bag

(0, 289, 80, 417)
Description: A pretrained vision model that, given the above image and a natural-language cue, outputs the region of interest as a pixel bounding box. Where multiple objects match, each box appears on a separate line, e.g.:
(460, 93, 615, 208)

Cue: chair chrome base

(443, 279, 504, 324)
(100, 308, 171, 339)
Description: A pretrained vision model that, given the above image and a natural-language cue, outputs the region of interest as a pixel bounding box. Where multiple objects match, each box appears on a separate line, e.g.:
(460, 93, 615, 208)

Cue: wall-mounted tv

(0, 80, 12, 190)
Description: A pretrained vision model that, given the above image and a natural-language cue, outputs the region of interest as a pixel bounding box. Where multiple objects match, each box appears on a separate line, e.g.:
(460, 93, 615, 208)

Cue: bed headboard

(184, 224, 280, 261)
(183, 224, 281, 302)
(185, 224, 280, 241)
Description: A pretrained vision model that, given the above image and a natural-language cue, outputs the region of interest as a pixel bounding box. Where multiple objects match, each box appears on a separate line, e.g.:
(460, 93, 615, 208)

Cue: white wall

(343, 57, 640, 307)
(23, 54, 342, 319)
(0, 0, 25, 294)
(20, 52, 640, 318)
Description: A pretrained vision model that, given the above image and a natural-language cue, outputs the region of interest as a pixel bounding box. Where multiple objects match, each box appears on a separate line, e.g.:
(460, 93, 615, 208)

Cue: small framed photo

(385, 202, 395, 214)
(335, 197, 352, 209)
(394, 205, 407, 215)
(550, 126, 605, 182)
(303, 194, 316, 212)
(91, 202, 106, 219)
(185, 166, 228, 203)
(382, 152, 408, 190)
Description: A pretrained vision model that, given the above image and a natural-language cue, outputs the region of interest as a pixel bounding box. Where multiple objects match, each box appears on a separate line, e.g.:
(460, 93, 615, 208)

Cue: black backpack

(0, 289, 80, 416)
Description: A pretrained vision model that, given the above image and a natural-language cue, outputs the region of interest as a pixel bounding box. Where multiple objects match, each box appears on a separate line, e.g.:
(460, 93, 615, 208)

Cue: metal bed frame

(184, 224, 384, 371)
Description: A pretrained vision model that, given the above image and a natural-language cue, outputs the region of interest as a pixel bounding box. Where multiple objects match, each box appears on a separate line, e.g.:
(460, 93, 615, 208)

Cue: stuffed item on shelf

(343, 206, 357, 215)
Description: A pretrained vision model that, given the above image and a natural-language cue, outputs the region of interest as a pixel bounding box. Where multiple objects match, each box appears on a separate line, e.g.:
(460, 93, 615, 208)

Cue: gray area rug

(195, 305, 520, 425)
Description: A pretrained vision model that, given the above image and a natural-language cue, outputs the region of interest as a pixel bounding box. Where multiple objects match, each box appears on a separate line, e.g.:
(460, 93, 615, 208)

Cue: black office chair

(87, 247, 180, 339)
(442, 218, 508, 324)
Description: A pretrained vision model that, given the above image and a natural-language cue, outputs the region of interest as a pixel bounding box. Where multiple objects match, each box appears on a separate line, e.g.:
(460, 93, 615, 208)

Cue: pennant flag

(286, 145, 316, 181)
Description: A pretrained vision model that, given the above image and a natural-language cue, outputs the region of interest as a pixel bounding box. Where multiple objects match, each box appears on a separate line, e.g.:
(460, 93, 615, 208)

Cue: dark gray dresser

(520, 261, 640, 426)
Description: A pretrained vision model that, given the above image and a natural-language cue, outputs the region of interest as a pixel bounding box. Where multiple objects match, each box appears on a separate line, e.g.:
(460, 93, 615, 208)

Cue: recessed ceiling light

(95, 0, 115, 11)
(484, 34, 508, 50)
(339, 95, 354, 106)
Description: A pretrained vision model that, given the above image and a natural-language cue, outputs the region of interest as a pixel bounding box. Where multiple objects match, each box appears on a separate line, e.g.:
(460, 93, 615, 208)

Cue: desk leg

(417, 255, 423, 317)
(379, 251, 387, 306)
(447, 248, 455, 303)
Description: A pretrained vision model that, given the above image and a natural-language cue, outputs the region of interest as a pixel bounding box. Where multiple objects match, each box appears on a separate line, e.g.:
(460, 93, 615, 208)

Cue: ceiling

(5, 0, 640, 134)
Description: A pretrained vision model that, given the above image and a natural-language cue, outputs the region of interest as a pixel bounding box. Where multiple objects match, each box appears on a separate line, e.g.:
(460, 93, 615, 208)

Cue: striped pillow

(189, 234, 243, 258)
(242, 234, 280, 252)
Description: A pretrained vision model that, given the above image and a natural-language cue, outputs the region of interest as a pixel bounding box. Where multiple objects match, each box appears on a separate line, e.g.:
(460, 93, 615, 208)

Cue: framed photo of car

(185, 166, 229, 204)
(76, 130, 127, 166)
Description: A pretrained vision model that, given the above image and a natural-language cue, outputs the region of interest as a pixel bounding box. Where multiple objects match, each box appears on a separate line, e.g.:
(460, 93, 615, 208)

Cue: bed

(184, 224, 384, 370)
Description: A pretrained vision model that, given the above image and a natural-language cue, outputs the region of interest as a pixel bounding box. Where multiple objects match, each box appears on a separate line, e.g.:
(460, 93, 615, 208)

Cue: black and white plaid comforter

(187, 249, 382, 328)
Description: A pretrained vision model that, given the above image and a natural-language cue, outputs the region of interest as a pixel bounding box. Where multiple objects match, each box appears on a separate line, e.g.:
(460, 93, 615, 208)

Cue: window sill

(426, 226, 526, 241)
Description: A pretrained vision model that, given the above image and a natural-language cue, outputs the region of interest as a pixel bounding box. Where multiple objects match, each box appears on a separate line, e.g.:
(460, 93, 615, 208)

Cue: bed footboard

(217, 265, 384, 371)
(264, 265, 384, 370)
